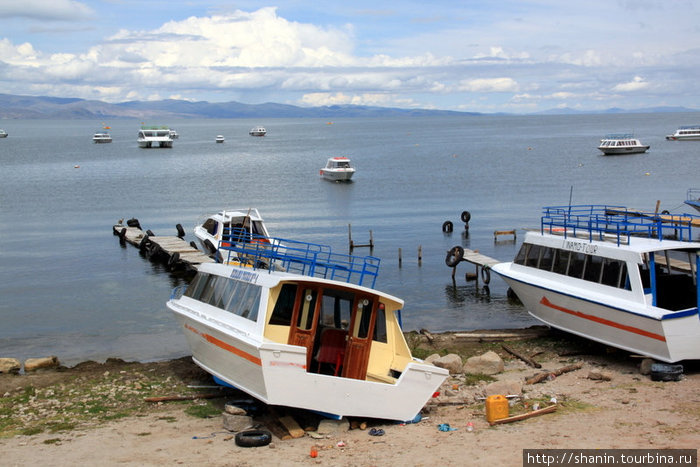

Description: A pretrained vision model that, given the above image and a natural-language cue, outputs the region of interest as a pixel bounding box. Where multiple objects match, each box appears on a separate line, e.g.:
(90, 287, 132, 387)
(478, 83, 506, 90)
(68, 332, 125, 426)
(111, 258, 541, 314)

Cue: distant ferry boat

(597, 134, 649, 155)
(93, 130, 112, 143)
(249, 126, 267, 136)
(665, 125, 700, 141)
(0, 129, 7, 138)
(137, 126, 173, 148)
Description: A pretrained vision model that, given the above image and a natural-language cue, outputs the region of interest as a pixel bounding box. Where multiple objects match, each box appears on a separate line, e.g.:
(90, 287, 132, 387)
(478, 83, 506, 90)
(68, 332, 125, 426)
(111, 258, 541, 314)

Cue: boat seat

(314, 328, 347, 376)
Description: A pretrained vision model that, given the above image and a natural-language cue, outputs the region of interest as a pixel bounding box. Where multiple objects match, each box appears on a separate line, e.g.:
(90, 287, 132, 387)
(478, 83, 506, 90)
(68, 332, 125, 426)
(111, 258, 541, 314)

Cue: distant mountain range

(0, 93, 696, 119)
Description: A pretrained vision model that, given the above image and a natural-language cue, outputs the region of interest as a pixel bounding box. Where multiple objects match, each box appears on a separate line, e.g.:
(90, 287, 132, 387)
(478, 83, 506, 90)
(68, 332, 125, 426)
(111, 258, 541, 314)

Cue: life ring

(445, 246, 464, 267)
(461, 211, 471, 223)
(480, 266, 491, 284)
(442, 220, 454, 233)
(235, 429, 272, 448)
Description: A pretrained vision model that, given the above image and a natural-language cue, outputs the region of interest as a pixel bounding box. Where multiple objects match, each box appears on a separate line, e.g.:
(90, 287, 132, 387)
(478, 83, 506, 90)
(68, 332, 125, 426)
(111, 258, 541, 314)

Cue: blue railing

(541, 205, 699, 245)
(218, 228, 380, 288)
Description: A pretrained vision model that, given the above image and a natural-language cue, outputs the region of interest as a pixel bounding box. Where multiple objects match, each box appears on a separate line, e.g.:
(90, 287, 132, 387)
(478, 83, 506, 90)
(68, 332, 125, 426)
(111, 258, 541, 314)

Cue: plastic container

(485, 394, 509, 423)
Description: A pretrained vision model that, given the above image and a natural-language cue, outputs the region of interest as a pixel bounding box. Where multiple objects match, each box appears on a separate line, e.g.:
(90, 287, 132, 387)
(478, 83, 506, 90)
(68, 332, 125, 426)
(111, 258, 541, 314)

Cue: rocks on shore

(0, 356, 60, 374)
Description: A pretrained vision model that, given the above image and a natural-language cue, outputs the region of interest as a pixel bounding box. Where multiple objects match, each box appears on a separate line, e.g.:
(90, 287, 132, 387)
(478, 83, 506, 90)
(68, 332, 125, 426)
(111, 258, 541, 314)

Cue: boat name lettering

(229, 269, 259, 284)
(564, 240, 598, 254)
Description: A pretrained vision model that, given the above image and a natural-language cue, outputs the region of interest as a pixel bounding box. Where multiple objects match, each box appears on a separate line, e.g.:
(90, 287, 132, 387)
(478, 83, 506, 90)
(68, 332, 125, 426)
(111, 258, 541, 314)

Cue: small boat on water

(597, 134, 649, 155)
(215, 135, 225, 143)
(169, 129, 179, 139)
(167, 229, 448, 420)
(93, 130, 112, 143)
(666, 125, 700, 141)
(194, 209, 271, 259)
(320, 156, 355, 182)
(249, 126, 267, 136)
(0, 129, 7, 138)
(685, 189, 700, 214)
(491, 204, 700, 363)
(138, 126, 173, 148)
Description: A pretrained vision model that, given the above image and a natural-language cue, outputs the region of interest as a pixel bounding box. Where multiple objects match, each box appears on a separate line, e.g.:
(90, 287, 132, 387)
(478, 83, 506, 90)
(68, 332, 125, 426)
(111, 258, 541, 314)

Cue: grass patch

(463, 373, 497, 385)
(184, 402, 221, 419)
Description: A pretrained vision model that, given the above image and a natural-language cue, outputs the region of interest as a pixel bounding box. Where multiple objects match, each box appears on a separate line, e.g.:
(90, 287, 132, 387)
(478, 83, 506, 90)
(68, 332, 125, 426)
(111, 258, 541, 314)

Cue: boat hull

(598, 145, 649, 155)
(666, 135, 700, 141)
(493, 265, 700, 362)
(320, 169, 355, 181)
(168, 301, 447, 420)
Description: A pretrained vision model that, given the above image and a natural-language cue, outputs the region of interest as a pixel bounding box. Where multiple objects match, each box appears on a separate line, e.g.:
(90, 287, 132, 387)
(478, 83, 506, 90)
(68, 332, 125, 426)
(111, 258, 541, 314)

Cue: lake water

(1, 113, 698, 365)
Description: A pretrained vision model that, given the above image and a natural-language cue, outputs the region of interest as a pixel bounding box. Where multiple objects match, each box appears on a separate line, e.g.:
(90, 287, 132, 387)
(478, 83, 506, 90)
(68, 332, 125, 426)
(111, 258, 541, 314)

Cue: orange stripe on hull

(539, 297, 666, 342)
(184, 323, 262, 366)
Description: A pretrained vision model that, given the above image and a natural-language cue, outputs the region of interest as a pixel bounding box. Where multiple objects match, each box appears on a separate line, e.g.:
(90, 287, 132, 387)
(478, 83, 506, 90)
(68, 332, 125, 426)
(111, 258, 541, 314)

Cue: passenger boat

(249, 126, 267, 136)
(320, 156, 355, 182)
(597, 134, 649, 155)
(137, 126, 173, 148)
(194, 209, 271, 259)
(665, 125, 700, 141)
(685, 189, 700, 214)
(167, 230, 448, 420)
(92, 130, 112, 143)
(215, 135, 225, 143)
(491, 205, 700, 363)
(0, 129, 7, 138)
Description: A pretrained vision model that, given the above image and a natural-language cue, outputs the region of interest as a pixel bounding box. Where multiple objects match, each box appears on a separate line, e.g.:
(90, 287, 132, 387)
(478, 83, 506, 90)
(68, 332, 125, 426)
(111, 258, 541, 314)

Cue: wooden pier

(445, 245, 501, 287)
(113, 219, 214, 273)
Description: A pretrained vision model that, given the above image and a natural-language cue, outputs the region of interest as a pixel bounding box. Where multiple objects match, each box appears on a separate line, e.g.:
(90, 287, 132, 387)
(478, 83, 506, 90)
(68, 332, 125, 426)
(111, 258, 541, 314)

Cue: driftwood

(419, 328, 435, 344)
(502, 344, 541, 368)
(144, 393, 223, 403)
(525, 362, 583, 385)
(489, 404, 557, 425)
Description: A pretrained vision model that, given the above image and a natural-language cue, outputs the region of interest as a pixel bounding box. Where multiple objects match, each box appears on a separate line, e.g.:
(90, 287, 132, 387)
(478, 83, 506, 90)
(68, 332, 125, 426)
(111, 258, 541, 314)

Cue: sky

(0, 0, 699, 113)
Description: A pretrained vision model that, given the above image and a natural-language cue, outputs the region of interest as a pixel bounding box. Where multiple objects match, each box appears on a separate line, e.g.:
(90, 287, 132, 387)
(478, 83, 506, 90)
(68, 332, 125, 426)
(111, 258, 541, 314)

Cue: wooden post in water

(418, 245, 422, 266)
(398, 248, 402, 267)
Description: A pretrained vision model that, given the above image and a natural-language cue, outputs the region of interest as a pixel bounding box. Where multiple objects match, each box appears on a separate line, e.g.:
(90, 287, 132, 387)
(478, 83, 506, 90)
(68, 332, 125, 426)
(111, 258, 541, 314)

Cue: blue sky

(1, 0, 698, 113)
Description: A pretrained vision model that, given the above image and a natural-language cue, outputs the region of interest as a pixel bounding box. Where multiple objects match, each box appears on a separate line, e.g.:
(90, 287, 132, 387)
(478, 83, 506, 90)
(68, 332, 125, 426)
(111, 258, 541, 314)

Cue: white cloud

(458, 78, 519, 93)
(0, 0, 93, 21)
(612, 76, 649, 92)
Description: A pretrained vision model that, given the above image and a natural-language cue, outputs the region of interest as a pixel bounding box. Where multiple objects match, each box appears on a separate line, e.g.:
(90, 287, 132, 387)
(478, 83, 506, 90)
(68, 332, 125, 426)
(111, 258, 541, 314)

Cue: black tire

(203, 239, 216, 254)
(480, 266, 491, 284)
(190, 241, 198, 250)
(445, 245, 464, 267)
(235, 429, 272, 448)
(442, 220, 453, 233)
(176, 223, 185, 238)
(146, 229, 155, 237)
(126, 218, 141, 229)
(168, 252, 180, 268)
(138, 234, 150, 251)
(460, 210, 471, 223)
(118, 227, 127, 240)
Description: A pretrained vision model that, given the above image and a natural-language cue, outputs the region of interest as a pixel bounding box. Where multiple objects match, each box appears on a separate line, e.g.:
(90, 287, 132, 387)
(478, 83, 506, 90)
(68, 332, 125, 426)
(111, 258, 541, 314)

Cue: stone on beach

(432, 353, 464, 374)
(0, 358, 21, 374)
(23, 356, 60, 372)
(463, 351, 504, 375)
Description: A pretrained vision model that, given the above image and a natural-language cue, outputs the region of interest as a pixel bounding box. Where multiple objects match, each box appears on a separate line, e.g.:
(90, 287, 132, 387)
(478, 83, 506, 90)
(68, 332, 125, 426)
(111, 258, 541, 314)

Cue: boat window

(514, 244, 529, 265)
(223, 280, 242, 312)
(601, 258, 627, 289)
(525, 244, 543, 267)
(237, 284, 261, 321)
(297, 289, 318, 331)
(567, 252, 586, 278)
(552, 250, 570, 275)
(210, 276, 229, 309)
(184, 272, 209, 299)
(269, 283, 297, 325)
(373, 304, 387, 343)
(202, 219, 218, 236)
(539, 247, 555, 271)
(320, 289, 353, 330)
(353, 298, 374, 339)
(199, 274, 218, 304)
(583, 254, 604, 282)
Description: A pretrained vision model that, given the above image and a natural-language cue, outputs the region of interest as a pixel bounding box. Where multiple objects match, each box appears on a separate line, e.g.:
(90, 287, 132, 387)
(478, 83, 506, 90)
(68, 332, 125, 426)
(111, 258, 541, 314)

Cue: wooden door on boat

(342, 296, 377, 380)
(288, 286, 321, 370)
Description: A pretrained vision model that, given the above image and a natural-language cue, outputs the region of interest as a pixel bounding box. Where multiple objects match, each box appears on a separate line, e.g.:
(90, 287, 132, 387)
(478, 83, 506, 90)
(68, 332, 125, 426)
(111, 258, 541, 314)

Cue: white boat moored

(169, 129, 179, 139)
(666, 125, 700, 141)
(320, 156, 355, 182)
(597, 134, 649, 155)
(215, 135, 225, 143)
(491, 204, 700, 363)
(167, 230, 448, 420)
(138, 126, 173, 148)
(194, 208, 270, 259)
(0, 129, 8, 138)
(685, 189, 700, 214)
(249, 126, 266, 136)
(93, 130, 112, 143)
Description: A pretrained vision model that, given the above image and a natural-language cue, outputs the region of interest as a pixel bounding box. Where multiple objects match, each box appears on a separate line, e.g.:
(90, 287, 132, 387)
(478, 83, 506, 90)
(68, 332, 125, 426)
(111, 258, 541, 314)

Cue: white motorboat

(138, 126, 173, 148)
(0, 129, 7, 138)
(320, 156, 355, 182)
(491, 205, 700, 363)
(194, 209, 271, 259)
(167, 231, 448, 420)
(685, 189, 700, 214)
(92, 130, 112, 143)
(169, 129, 179, 139)
(597, 134, 649, 155)
(215, 135, 225, 143)
(666, 125, 700, 141)
(249, 126, 266, 136)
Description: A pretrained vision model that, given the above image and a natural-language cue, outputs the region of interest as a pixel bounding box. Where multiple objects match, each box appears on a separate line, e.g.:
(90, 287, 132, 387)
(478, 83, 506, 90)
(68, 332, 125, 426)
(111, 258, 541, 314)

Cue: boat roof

(207, 208, 265, 223)
(538, 205, 700, 253)
(676, 125, 700, 130)
(601, 133, 637, 140)
(328, 156, 351, 161)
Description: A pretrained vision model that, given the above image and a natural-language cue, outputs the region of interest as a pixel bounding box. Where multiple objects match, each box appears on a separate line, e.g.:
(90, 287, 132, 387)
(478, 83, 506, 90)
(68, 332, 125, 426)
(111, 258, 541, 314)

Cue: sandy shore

(1, 332, 698, 466)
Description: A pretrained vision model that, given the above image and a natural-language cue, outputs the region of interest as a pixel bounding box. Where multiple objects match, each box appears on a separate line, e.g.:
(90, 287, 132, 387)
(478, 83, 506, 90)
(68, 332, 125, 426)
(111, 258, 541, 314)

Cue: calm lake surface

(1, 113, 698, 364)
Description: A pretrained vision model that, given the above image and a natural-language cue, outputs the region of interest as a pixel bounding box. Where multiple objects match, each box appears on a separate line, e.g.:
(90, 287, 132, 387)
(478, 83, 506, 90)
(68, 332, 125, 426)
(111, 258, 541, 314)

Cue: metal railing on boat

(218, 228, 380, 288)
(541, 205, 699, 245)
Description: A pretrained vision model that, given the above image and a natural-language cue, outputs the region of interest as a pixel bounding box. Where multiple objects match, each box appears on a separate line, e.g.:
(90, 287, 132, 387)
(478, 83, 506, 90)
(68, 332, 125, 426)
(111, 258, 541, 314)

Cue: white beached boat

(0, 129, 7, 138)
(320, 156, 355, 181)
(93, 130, 112, 143)
(194, 209, 271, 259)
(216, 135, 225, 143)
(597, 134, 649, 155)
(491, 205, 700, 363)
(138, 126, 173, 148)
(249, 126, 267, 136)
(167, 231, 448, 420)
(685, 189, 700, 214)
(666, 125, 700, 141)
